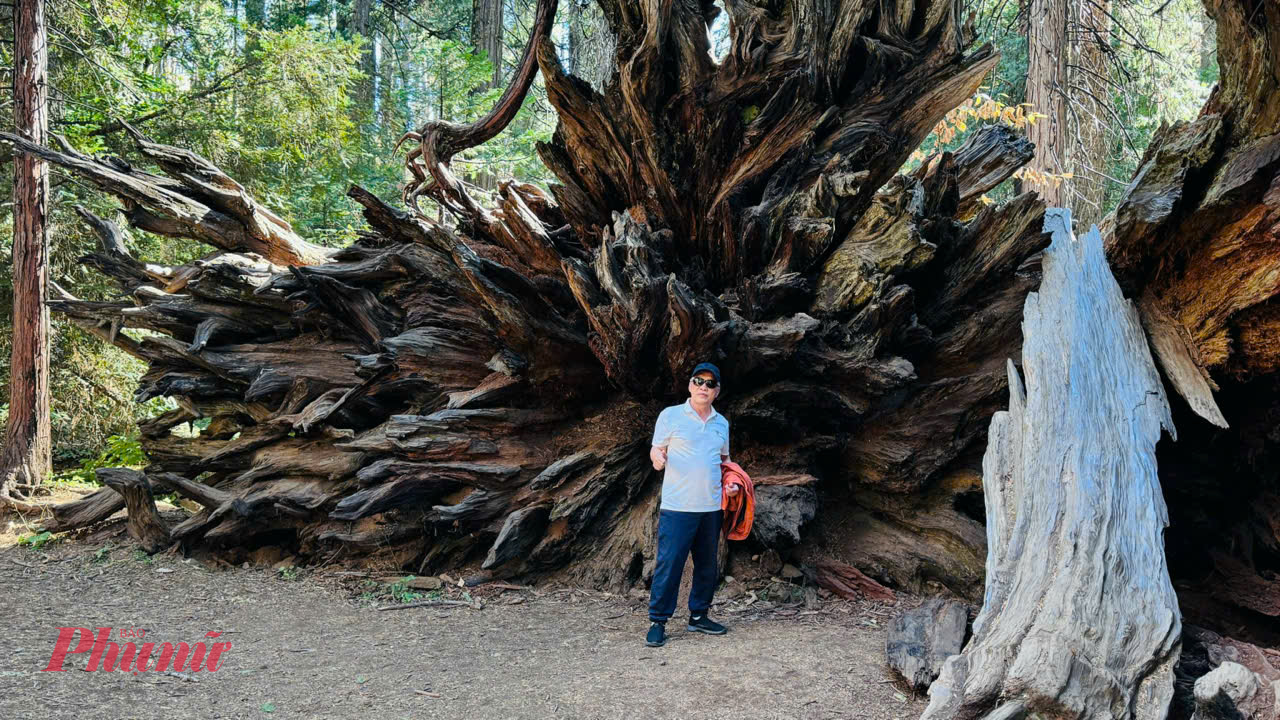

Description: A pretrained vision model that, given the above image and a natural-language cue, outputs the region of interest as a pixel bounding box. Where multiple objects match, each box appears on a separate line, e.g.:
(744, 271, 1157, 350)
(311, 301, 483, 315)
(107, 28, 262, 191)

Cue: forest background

(0, 0, 1219, 477)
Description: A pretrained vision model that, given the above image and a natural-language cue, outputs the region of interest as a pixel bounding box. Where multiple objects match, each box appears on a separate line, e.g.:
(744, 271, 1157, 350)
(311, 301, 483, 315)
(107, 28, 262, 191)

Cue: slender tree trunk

(467, 0, 505, 193)
(380, 35, 396, 134)
(1067, 0, 1111, 228)
(353, 0, 376, 119)
(566, 0, 581, 75)
(1025, 0, 1068, 207)
(2, 0, 52, 507)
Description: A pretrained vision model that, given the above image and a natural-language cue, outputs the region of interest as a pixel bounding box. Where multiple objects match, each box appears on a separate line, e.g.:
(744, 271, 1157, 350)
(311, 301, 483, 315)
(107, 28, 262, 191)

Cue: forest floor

(0, 490, 926, 720)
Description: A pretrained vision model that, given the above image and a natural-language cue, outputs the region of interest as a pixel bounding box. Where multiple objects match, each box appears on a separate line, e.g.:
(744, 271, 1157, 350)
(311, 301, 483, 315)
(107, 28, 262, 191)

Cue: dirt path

(0, 521, 924, 720)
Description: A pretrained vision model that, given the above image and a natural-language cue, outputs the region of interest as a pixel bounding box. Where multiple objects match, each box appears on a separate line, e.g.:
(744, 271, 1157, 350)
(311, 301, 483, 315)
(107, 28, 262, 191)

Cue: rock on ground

(885, 597, 968, 691)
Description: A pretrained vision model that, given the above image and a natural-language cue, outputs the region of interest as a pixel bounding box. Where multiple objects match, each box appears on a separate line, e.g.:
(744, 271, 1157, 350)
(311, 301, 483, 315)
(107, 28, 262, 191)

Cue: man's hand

(726, 483, 741, 497)
(650, 445, 667, 471)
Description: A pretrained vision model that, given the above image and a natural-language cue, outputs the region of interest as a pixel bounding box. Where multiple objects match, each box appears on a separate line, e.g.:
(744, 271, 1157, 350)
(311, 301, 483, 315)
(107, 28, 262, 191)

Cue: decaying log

(813, 558, 896, 602)
(922, 211, 1181, 720)
(39, 486, 126, 533)
(98, 468, 171, 554)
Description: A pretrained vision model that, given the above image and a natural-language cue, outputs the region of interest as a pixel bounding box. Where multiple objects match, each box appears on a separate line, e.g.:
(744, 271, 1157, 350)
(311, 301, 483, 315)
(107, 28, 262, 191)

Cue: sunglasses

(690, 377, 719, 389)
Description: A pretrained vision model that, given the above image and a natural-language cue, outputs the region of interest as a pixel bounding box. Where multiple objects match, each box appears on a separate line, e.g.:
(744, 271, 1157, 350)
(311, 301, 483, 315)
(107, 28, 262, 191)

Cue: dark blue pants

(648, 509, 722, 623)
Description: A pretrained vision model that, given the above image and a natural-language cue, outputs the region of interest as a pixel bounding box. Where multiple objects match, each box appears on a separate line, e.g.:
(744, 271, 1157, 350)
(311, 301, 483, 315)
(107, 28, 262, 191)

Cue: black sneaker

(687, 614, 727, 635)
(645, 621, 666, 647)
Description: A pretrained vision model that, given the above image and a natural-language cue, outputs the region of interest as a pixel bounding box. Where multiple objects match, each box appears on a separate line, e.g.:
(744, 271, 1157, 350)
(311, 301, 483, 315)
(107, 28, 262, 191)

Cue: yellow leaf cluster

(913, 92, 1048, 166)
(1012, 166, 1074, 188)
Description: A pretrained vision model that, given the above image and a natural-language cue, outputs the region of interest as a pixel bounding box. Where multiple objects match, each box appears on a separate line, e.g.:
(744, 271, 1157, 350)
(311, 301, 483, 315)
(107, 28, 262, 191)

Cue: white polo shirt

(651, 400, 730, 512)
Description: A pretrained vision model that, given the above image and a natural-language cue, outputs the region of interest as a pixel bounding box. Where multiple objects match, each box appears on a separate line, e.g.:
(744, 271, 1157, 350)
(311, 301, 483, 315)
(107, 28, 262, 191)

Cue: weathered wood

(1097, 0, 1280, 635)
(99, 468, 171, 554)
(39, 487, 126, 533)
(0, 131, 331, 266)
(813, 558, 896, 603)
(922, 210, 1181, 720)
(750, 484, 816, 547)
(887, 598, 968, 692)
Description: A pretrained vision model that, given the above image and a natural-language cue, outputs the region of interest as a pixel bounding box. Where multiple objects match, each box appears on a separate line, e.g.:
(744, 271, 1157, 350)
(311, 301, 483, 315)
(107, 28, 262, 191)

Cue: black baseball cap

(691, 362, 721, 384)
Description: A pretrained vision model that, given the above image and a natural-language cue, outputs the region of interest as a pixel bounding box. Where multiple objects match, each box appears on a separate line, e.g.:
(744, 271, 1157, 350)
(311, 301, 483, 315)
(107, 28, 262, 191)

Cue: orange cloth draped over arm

(720, 461, 755, 541)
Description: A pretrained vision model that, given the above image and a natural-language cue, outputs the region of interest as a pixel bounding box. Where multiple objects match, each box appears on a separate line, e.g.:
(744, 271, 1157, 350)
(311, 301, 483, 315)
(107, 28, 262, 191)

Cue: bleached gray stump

(920, 209, 1182, 720)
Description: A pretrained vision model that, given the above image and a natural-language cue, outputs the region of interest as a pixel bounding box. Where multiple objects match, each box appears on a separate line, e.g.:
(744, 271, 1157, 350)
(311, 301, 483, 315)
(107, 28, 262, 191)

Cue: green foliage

(17, 531, 57, 550)
(52, 432, 147, 484)
(92, 543, 115, 563)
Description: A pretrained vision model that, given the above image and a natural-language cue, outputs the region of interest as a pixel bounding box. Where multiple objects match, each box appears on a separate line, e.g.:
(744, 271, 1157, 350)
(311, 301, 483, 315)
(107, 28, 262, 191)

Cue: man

(645, 361, 738, 648)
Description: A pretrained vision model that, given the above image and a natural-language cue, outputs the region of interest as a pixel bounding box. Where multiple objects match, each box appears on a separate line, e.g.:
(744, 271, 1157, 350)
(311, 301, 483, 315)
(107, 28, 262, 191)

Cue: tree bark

(922, 210, 1181, 720)
(1067, 0, 1111, 228)
(352, 0, 376, 117)
(1, 0, 52, 509)
(472, 0, 504, 89)
(1025, 0, 1069, 206)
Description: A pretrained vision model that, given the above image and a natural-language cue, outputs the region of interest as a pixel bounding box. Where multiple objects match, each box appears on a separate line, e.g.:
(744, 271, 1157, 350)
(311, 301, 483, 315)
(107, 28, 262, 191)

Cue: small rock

(1192, 662, 1272, 720)
(406, 576, 443, 590)
(272, 556, 297, 570)
(722, 583, 745, 601)
(780, 564, 803, 580)
(758, 549, 783, 576)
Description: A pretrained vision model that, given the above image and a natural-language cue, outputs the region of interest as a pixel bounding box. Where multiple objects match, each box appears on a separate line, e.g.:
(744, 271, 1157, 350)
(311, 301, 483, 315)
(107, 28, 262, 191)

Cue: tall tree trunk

(1, 0, 52, 508)
(472, 0, 504, 89)
(353, 0, 376, 119)
(469, 0, 505, 192)
(1025, 0, 1069, 207)
(1067, 0, 1111, 228)
(380, 30, 396, 133)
